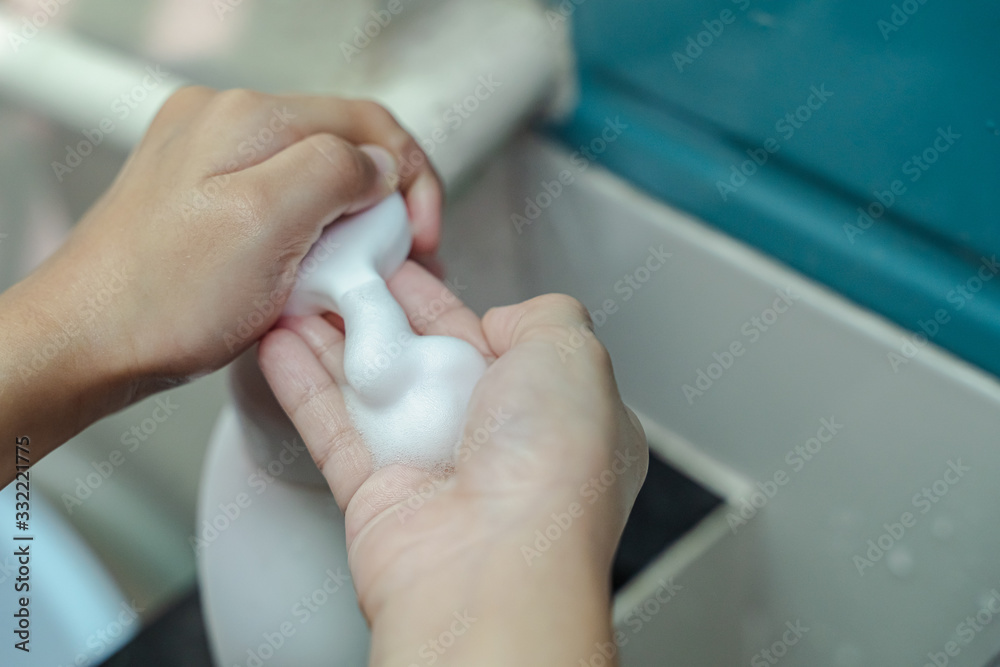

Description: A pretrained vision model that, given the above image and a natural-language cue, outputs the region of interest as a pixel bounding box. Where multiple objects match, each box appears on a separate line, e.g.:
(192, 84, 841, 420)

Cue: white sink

(441, 134, 1000, 666)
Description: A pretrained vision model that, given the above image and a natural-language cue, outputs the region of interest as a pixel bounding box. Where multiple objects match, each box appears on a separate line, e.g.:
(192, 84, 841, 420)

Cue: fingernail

(359, 144, 399, 191)
(408, 171, 442, 253)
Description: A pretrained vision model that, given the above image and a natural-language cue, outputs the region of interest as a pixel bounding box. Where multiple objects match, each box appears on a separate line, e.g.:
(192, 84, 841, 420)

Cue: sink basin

(440, 134, 1000, 666)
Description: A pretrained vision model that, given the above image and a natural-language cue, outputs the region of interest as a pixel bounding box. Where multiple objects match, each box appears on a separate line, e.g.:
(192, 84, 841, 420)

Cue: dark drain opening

(612, 448, 723, 592)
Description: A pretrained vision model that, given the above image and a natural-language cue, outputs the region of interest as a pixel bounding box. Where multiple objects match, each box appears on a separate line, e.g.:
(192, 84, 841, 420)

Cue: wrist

(366, 523, 614, 667)
(0, 268, 139, 477)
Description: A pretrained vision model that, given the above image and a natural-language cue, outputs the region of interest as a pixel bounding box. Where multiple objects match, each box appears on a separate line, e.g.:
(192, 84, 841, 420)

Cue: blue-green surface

(552, 0, 1000, 376)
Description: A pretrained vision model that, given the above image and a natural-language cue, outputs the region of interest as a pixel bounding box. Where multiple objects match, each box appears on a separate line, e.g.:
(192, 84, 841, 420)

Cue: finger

(266, 315, 466, 542)
(275, 98, 435, 190)
(405, 169, 443, 255)
(270, 97, 443, 253)
(410, 252, 445, 280)
(257, 328, 370, 509)
(278, 314, 347, 385)
(150, 85, 218, 129)
(618, 405, 649, 512)
(192, 91, 442, 251)
(481, 293, 598, 358)
(132, 86, 217, 158)
(237, 136, 397, 240)
(386, 261, 491, 358)
(281, 264, 486, 380)
(479, 295, 642, 509)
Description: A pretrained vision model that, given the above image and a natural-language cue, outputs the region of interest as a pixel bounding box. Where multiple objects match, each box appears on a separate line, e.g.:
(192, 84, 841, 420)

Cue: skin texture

(0, 86, 649, 666)
(0, 87, 442, 484)
(259, 265, 648, 666)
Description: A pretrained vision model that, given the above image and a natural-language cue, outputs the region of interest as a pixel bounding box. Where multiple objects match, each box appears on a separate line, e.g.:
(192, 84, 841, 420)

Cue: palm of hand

(259, 261, 646, 620)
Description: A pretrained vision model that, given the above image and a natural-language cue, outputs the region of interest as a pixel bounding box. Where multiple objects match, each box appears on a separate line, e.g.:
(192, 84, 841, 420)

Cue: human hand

(23, 87, 441, 387)
(0, 87, 441, 484)
(258, 261, 647, 665)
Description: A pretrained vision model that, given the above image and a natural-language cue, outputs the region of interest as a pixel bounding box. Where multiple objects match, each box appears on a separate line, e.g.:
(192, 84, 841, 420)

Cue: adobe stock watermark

(355, 278, 471, 387)
(512, 116, 629, 234)
(727, 417, 845, 534)
(7, 0, 74, 53)
(60, 396, 181, 514)
(410, 278, 467, 330)
(338, 0, 412, 62)
(579, 578, 683, 667)
(545, 0, 588, 30)
(457, 406, 511, 461)
(394, 404, 512, 524)
(52, 600, 145, 667)
(557, 245, 672, 362)
(51, 66, 170, 182)
(521, 447, 642, 566)
(234, 567, 352, 667)
(682, 286, 800, 405)
(394, 473, 450, 525)
(213, 0, 247, 21)
(877, 0, 931, 41)
(852, 459, 970, 576)
(190, 438, 309, 554)
(16, 265, 132, 381)
(181, 106, 298, 223)
(843, 126, 960, 243)
(672, 0, 755, 72)
(750, 620, 810, 667)
(887, 255, 999, 372)
(397, 75, 503, 184)
(405, 610, 477, 667)
(716, 84, 833, 201)
(922, 588, 1000, 667)
(222, 235, 342, 354)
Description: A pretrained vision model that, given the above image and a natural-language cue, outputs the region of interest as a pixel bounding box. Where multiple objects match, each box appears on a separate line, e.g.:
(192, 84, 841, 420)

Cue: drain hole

(612, 449, 722, 592)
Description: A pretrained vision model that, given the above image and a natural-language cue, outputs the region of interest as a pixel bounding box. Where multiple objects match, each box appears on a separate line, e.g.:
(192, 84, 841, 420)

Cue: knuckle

(396, 136, 426, 172)
(539, 293, 594, 328)
(314, 425, 355, 473)
(306, 133, 373, 184)
(637, 447, 650, 485)
(226, 186, 270, 230)
(306, 132, 349, 163)
(584, 334, 613, 371)
(246, 184, 272, 214)
(209, 88, 265, 116)
(162, 85, 215, 109)
(307, 133, 354, 168)
(351, 99, 423, 166)
(626, 407, 647, 446)
(151, 85, 215, 127)
(398, 135, 421, 158)
(353, 98, 396, 126)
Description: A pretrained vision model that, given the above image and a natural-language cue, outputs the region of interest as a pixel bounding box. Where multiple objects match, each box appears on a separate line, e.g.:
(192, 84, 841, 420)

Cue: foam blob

(284, 193, 487, 466)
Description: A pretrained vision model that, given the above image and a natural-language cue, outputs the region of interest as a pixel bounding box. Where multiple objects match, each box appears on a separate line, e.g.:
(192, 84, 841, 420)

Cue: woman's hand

(0, 87, 441, 483)
(258, 261, 648, 666)
(47, 87, 441, 381)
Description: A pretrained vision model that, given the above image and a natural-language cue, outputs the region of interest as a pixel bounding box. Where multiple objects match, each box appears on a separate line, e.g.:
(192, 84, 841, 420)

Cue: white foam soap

(283, 192, 487, 467)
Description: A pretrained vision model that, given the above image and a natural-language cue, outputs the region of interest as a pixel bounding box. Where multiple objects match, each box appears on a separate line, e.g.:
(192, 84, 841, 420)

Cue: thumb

(481, 294, 598, 358)
(238, 134, 399, 236)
